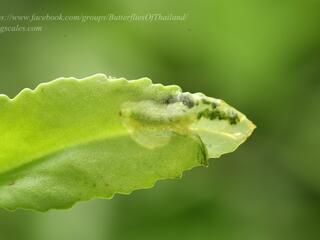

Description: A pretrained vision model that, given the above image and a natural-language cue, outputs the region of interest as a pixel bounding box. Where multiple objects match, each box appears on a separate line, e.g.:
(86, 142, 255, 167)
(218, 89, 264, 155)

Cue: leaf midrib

(0, 129, 130, 177)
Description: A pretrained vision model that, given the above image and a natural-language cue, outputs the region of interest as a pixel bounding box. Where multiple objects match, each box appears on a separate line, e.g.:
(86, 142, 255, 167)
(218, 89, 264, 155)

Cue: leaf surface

(0, 74, 255, 211)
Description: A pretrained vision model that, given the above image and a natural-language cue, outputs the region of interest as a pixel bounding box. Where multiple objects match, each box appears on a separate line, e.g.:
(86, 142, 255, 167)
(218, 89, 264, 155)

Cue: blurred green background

(1, 0, 320, 239)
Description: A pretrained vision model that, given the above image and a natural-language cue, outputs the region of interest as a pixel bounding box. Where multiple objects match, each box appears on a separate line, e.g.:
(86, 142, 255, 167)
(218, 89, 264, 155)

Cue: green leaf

(0, 74, 255, 211)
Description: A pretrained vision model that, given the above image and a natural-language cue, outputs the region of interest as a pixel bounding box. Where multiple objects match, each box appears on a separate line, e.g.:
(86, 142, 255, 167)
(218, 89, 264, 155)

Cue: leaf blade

(0, 74, 255, 211)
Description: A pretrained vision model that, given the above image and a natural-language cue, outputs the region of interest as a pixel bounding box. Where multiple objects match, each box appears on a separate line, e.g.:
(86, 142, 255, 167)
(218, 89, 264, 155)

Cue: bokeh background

(1, 0, 320, 239)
